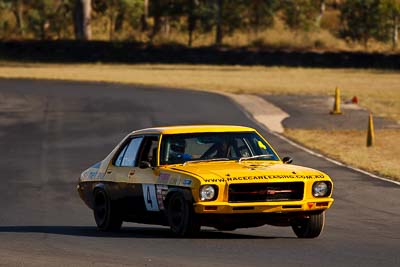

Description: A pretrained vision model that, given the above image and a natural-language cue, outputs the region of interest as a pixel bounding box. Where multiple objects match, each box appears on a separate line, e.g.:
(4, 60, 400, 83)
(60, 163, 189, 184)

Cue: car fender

(164, 187, 193, 208)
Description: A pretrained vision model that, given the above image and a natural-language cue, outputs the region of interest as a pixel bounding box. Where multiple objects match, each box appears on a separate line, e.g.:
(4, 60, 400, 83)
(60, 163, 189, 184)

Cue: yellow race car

(77, 125, 334, 238)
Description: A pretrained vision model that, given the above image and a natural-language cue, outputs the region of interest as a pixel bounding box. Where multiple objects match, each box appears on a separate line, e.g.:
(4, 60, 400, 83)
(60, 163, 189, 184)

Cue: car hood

(167, 161, 329, 183)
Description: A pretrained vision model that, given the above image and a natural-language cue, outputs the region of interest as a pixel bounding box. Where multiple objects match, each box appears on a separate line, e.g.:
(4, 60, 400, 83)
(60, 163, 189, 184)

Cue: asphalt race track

(0, 79, 399, 266)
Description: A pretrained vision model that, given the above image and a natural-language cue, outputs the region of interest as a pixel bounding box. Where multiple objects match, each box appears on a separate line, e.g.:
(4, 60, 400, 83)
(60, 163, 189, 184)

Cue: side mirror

(139, 161, 152, 169)
(282, 156, 293, 164)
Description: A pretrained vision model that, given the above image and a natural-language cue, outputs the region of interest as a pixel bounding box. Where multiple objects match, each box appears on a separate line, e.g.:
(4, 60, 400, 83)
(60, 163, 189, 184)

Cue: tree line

(0, 0, 399, 49)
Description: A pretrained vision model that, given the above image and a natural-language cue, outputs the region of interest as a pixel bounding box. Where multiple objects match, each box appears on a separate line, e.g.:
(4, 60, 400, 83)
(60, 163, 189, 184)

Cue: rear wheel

(93, 189, 123, 231)
(167, 192, 200, 236)
(291, 212, 325, 238)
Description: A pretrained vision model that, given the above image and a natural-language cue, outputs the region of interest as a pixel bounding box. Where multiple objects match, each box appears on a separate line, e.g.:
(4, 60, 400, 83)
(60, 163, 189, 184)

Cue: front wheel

(291, 212, 325, 238)
(167, 192, 200, 236)
(93, 189, 123, 231)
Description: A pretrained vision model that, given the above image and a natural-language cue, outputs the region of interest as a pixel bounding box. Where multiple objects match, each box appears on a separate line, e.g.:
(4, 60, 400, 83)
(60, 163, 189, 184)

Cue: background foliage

(0, 0, 399, 51)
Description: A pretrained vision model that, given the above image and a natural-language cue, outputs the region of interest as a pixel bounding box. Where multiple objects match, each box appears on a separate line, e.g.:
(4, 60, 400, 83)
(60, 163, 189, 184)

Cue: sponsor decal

(203, 174, 325, 183)
(156, 184, 168, 210)
(88, 171, 98, 179)
(85, 168, 104, 180)
(82, 162, 104, 180)
(157, 173, 171, 183)
(169, 177, 179, 185)
(82, 172, 89, 179)
(96, 171, 105, 179)
(257, 140, 267, 150)
(182, 179, 192, 186)
(158, 173, 181, 186)
(92, 162, 101, 168)
(82, 166, 105, 181)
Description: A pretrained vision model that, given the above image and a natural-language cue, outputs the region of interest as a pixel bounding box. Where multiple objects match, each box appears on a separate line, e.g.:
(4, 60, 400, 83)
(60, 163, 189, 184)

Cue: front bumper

(194, 198, 334, 214)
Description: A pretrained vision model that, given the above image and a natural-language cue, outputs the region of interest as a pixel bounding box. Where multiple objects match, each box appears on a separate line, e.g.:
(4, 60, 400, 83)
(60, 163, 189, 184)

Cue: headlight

(312, 181, 331, 197)
(200, 185, 218, 201)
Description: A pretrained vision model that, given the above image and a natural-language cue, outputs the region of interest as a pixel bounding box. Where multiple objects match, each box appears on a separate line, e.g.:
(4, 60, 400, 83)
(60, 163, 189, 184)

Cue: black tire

(291, 212, 325, 238)
(167, 192, 200, 236)
(93, 189, 123, 231)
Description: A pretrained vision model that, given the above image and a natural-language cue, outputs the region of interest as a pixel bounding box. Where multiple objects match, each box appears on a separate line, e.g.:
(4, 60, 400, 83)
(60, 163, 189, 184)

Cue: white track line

(224, 93, 400, 186)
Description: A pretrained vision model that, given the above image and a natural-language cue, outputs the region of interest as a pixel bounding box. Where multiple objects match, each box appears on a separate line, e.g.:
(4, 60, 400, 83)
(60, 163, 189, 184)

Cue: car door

(103, 136, 144, 216)
(105, 134, 162, 222)
(134, 135, 161, 213)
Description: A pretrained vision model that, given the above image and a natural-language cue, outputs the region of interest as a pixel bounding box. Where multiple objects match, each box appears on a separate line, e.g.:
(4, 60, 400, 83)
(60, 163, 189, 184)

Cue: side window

(115, 137, 143, 167)
(115, 145, 128, 166)
(138, 136, 159, 166)
(122, 137, 143, 167)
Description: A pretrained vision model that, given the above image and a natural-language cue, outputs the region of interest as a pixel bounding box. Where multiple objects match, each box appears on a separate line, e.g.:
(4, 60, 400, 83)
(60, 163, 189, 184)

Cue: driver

(169, 139, 192, 163)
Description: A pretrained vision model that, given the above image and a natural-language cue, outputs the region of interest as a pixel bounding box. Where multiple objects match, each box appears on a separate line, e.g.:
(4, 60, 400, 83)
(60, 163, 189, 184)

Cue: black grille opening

(229, 182, 304, 202)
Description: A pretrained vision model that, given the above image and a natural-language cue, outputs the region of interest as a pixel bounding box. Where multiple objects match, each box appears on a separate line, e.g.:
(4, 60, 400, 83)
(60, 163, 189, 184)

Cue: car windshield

(160, 131, 279, 165)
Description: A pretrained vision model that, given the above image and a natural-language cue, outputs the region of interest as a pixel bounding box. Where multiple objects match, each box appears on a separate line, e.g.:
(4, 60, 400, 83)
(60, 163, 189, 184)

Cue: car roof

(130, 125, 256, 135)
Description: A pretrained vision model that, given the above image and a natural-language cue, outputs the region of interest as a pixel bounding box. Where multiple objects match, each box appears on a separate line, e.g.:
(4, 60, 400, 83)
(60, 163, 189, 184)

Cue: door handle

(106, 170, 112, 174)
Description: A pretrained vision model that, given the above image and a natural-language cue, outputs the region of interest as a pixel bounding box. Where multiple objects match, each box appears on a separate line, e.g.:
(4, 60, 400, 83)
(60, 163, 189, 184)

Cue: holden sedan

(77, 125, 334, 238)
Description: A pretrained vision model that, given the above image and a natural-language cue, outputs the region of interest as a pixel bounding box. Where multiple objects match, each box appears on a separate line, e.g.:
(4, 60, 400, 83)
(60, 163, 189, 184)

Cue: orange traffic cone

(330, 87, 342, 115)
(367, 113, 375, 147)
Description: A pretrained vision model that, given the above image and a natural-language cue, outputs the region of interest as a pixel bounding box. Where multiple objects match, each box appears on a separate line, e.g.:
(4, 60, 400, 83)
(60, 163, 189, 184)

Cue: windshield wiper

(239, 154, 274, 162)
(183, 158, 230, 166)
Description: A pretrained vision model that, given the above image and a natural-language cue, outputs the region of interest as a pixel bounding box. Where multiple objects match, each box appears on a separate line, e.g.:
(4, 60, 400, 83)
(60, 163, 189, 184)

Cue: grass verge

(0, 62, 399, 180)
(284, 129, 400, 181)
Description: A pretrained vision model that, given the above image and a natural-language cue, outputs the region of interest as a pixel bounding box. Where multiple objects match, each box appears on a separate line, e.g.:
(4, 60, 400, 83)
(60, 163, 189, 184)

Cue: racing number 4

(142, 184, 159, 211)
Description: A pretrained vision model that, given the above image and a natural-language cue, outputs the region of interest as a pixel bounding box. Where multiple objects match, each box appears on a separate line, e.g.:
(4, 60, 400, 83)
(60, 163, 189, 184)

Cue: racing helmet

(170, 138, 186, 154)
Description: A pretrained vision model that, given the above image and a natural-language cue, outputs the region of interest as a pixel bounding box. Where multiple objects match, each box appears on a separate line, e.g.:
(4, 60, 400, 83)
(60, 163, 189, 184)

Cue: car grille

(228, 182, 304, 202)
